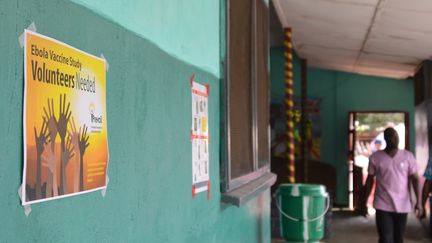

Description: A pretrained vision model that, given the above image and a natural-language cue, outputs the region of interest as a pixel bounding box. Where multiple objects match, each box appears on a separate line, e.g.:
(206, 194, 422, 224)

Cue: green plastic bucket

(274, 184, 329, 243)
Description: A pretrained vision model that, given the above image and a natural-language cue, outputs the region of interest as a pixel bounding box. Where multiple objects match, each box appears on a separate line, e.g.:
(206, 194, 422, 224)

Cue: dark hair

(383, 127, 397, 142)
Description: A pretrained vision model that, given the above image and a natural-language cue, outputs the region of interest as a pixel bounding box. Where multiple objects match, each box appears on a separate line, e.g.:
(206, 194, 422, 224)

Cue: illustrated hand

(56, 94, 72, 141)
(43, 98, 58, 144)
(62, 135, 75, 165)
(78, 124, 90, 157)
(42, 143, 56, 174)
(34, 119, 48, 155)
(69, 117, 79, 152)
(69, 117, 81, 192)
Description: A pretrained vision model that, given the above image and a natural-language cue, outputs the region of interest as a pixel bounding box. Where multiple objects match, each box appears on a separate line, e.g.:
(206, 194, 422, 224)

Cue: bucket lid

(277, 183, 327, 197)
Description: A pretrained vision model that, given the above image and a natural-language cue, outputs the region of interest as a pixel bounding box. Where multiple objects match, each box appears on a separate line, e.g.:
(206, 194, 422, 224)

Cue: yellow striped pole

(284, 28, 295, 183)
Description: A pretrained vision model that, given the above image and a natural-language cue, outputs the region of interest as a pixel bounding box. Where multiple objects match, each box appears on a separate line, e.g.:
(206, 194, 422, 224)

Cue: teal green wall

(0, 0, 270, 242)
(70, 0, 220, 78)
(270, 47, 415, 205)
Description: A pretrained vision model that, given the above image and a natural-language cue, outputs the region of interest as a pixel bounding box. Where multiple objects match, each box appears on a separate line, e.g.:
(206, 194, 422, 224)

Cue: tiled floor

(273, 211, 431, 243)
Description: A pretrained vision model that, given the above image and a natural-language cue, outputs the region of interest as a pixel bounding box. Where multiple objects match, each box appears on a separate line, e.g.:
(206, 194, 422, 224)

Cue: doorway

(348, 112, 409, 211)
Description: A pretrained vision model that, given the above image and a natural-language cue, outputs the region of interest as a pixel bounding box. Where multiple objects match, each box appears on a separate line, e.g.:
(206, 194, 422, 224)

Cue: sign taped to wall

(190, 75, 210, 198)
(22, 30, 109, 205)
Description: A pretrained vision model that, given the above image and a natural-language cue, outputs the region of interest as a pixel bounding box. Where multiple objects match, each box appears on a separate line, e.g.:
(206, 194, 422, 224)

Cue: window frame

(220, 0, 271, 193)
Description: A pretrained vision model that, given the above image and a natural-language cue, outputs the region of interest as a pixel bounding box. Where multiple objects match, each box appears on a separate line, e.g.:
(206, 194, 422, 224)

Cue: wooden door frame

(348, 111, 410, 210)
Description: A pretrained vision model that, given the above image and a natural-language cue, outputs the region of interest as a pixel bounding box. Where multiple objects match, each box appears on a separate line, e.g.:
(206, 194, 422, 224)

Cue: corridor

(329, 211, 430, 243)
(273, 211, 431, 242)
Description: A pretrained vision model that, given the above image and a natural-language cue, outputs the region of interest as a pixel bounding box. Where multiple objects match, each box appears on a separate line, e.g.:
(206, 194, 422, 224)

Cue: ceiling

(272, 0, 432, 79)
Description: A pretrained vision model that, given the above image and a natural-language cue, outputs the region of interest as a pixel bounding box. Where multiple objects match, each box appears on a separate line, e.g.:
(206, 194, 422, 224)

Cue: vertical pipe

(252, 0, 258, 170)
(284, 28, 295, 183)
(300, 59, 308, 183)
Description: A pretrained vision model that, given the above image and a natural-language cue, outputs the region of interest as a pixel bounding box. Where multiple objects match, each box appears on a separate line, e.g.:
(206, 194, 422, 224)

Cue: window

(221, 0, 275, 205)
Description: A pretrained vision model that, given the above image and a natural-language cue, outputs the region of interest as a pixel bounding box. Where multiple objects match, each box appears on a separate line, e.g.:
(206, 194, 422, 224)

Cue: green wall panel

(0, 0, 270, 242)
(70, 0, 221, 78)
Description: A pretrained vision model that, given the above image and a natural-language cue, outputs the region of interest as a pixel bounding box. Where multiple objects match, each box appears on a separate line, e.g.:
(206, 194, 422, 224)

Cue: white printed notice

(190, 75, 210, 199)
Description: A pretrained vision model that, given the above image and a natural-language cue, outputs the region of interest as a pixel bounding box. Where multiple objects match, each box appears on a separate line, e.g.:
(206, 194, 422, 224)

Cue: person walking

(362, 127, 421, 243)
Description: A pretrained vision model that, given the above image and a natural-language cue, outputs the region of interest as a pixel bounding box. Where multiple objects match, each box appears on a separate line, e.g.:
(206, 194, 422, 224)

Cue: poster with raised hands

(22, 30, 108, 205)
(190, 75, 210, 198)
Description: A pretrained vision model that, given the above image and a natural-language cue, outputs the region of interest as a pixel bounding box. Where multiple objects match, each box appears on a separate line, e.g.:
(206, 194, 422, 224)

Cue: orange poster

(22, 30, 108, 205)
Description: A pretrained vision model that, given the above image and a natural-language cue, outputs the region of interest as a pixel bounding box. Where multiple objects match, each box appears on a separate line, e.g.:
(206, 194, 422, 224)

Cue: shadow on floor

(273, 211, 431, 243)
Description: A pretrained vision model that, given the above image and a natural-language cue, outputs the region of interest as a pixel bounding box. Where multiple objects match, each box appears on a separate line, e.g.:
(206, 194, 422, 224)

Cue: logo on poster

(89, 103, 102, 124)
